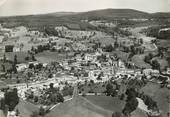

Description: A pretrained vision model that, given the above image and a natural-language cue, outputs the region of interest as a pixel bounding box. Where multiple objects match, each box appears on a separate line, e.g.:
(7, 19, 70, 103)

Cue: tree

(122, 88, 138, 115)
(36, 63, 43, 70)
(90, 80, 94, 84)
(39, 106, 45, 116)
(167, 57, 170, 67)
(31, 111, 39, 117)
(49, 83, 54, 89)
(144, 53, 153, 64)
(122, 97, 138, 115)
(14, 55, 17, 65)
(120, 94, 125, 100)
(29, 63, 35, 69)
(32, 54, 36, 61)
(0, 98, 6, 111)
(12, 64, 17, 73)
(4, 88, 19, 111)
(1, 64, 5, 72)
(34, 96, 39, 103)
(56, 93, 64, 103)
(112, 112, 122, 117)
(16, 108, 20, 116)
(151, 60, 160, 70)
(104, 44, 114, 52)
(3, 54, 6, 63)
(25, 56, 29, 61)
(106, 83, 113, 96)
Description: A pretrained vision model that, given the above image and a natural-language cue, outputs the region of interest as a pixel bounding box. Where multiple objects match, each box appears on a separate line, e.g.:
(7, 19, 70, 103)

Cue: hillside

(151, 12, 170, 18)
(45, 96, 112, 117)
(66, 9, 150, 20)
(0, 8, 169, 30)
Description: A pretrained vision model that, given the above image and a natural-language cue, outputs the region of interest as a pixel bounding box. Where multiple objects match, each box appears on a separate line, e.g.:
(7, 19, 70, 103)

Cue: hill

(0, 8, 169, 30)
(151, 12, 170, 18)
(45, 96, 112, 117)
(66, 9, 150, 20)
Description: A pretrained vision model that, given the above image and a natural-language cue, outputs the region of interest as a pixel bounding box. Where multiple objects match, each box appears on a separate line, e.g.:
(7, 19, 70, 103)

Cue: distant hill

(151, 12, 170, 18)
(0, 8, 169, 30)
(66, 9, 150, 20)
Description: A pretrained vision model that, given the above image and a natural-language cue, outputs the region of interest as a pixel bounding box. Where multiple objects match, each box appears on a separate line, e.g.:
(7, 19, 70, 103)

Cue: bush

(31, 111, 39, 117)
(4, 88, 19, 111)
(82, 93, 86, 97)
(39, 106, 45, 116)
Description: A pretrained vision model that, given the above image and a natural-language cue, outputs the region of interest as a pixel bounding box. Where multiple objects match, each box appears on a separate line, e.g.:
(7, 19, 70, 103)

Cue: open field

(35, 51, 74, 63)
(131, 54, 152, 69)
(79, 83, 107, 94)
(45, 96, 112, 117)
(85, 95, 125, 112)
(5, 52, 29, 63)
(157, 40, 170, 47)
(16, 99, 39, 117)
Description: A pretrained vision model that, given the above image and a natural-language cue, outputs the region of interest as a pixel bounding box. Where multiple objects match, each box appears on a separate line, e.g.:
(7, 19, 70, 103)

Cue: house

(13, 46, 21, 52)
(16, 63, 28, 72)
(166, 68, 170, 74)
(84, 53, 97, 62)
(117, 59, 125, 68)
(0, 35, 4, 43)
(88, 69, 101, 79)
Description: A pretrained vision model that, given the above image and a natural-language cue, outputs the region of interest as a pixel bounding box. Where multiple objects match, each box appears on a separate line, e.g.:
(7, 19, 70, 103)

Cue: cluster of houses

(0, 24, 28, 53)
(55, 26, 96, 40)
(89, 20, 117, 28)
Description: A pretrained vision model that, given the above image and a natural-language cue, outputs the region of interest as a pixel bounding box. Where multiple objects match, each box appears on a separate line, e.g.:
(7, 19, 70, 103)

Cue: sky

(0, 0, 169, 16)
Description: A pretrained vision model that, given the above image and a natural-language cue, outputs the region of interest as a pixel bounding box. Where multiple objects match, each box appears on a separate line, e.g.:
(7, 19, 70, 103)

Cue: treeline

(142, 25, 170, 40)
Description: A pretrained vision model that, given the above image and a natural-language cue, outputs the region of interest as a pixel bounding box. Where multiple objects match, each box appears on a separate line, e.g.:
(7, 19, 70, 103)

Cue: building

(0, 35, 4, 43)
(84, 53, 97, 62)
(5, 45, 14, 52)
(0, 46, 5, 53)
(16, 63, 28, 72)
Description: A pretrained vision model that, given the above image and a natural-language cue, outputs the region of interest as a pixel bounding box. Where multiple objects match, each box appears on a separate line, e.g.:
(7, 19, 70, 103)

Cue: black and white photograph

(0, 0, 169, 117)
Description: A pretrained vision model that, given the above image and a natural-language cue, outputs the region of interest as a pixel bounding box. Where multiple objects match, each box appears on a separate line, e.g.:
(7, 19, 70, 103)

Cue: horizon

(0, 0, 170, 17)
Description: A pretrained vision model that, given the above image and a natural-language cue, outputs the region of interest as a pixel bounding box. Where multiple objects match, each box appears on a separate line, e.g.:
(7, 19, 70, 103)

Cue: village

(0, 12, 170, 117)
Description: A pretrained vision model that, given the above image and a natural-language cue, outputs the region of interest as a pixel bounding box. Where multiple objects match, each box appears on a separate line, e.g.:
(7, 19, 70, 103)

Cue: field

(131, 54, 152, 69)
(35, 51, 74, 63)
(79, 82, 107, 94)
(140, 82, 169, 117)
(157, 40, 170, 47)
(85, 95, 125, 112)
(45, 96, 112, 117)
(5, 52, 29, 63)
(16, 99, 39, 117)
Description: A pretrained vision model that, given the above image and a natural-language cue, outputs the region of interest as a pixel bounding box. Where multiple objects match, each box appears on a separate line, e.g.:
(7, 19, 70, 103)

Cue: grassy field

(85, 96, 125, 112)
(5, 52, 30, 63)
(131, 54, 152, 69)
(131, 108, 148, 117)
(35, 51, 74, 63)
(157, 40, 170, 47)
(16, 99, 39, 117)
(140, 82, 169, 117)
(79, 83, 107, 94)
(45, 96, 112, 117)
